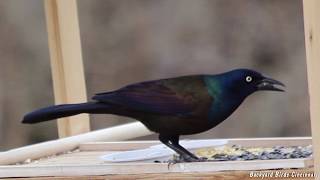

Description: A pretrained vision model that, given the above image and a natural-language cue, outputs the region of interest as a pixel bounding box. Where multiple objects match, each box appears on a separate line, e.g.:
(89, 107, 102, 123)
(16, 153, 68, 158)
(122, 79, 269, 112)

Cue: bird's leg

(169, 136, 199, 160)
(159, 135, 199, 162)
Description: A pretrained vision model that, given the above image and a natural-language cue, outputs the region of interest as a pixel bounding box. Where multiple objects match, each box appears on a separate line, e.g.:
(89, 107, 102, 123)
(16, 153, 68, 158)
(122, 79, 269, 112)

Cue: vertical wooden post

(44, 0, 90, 137)
(303, 0, 320, 176)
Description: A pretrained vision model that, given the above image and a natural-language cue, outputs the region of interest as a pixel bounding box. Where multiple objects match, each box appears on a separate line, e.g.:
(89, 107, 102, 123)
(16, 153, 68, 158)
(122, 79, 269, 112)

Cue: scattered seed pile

(194, 145, 313, 161)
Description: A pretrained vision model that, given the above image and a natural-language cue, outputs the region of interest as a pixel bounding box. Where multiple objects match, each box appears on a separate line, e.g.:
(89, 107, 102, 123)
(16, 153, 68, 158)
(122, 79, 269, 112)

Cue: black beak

(257, 77, 285, 92)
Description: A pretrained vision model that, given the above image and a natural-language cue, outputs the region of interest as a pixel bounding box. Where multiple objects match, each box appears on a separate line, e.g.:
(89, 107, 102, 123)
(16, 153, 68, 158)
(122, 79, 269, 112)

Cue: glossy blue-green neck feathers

(203, 69, 262, 123)
(204, 75, 245, 122)
(204, 69, 262, 100)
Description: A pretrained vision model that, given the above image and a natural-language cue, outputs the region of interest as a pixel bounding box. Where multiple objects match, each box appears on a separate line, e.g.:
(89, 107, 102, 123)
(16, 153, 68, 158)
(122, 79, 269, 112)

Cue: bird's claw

(182, 155, 200, 162)
(167, 155, 208, 169)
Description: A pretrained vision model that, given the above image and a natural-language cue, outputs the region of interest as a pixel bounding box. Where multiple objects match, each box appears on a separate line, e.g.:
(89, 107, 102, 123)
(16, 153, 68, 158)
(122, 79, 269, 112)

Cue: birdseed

(164, 145, 312, 163)
(196, 145, 312, 161)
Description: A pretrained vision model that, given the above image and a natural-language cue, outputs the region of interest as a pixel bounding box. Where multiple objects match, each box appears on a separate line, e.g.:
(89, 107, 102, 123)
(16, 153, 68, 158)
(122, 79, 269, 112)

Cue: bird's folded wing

(92, 81, 195, 115)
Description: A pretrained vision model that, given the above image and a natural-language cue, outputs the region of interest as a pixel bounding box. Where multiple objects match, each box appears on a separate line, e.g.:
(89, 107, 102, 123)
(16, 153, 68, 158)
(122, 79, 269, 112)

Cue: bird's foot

(181, 155, 201, 162)
(183, 156, 208, 163)
(167, 154, 207, 165)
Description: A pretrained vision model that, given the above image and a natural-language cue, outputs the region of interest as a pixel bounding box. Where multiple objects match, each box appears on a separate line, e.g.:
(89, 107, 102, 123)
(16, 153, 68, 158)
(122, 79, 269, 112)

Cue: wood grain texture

(44, 0, 90, 137)
(0, 169, 315, 180)
(0, 159, 312, 178)
(0, 138, 313, 178)
(303, 1, 320, 178)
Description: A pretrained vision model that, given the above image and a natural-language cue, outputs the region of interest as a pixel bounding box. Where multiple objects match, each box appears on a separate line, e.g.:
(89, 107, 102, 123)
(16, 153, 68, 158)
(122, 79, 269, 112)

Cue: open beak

(257, 77, 285, 92)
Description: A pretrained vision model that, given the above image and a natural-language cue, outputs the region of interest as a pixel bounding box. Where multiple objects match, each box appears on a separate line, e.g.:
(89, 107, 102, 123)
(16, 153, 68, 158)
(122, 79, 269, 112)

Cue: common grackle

(22, 69, 285, 162)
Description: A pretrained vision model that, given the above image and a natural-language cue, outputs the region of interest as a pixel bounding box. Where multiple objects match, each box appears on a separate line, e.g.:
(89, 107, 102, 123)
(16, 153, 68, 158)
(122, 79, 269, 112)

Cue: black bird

(22, 69, 285, 162)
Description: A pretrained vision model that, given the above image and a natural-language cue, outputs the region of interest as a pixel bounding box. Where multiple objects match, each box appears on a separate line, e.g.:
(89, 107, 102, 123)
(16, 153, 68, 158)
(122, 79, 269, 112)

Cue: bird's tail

(22, 102, 110, 124)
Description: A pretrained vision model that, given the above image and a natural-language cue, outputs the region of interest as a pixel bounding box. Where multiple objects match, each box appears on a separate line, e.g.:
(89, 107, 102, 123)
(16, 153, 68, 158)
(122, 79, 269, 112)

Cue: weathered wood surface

(0, 159, 312, 178)
(303, 1, 320, 178)
(0, 138, 313, 178)
(1, 169, 315, 180)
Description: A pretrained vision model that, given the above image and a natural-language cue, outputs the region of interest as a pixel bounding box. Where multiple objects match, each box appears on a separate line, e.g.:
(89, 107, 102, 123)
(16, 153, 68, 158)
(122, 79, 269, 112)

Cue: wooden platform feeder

(0, 0, 319, 179)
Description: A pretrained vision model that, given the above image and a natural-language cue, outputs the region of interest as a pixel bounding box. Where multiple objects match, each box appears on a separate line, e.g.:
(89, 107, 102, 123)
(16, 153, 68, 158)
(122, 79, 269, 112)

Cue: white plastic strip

(101, 139, 228, 162)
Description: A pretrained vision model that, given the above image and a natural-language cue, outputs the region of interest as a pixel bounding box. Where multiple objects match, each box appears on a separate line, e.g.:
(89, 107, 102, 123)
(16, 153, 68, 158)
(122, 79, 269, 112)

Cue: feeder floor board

(0, 137, 314, 179)
(1, 169, 315, 180)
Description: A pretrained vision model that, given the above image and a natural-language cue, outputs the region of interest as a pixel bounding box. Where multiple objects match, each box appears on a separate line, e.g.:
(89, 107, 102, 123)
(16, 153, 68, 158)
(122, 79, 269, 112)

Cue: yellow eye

(246, 76, 252, 82)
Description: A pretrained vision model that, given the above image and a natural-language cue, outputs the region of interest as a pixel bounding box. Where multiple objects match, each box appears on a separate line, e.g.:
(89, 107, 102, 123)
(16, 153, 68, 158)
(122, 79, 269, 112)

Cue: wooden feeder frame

(0, 0, 319, 179)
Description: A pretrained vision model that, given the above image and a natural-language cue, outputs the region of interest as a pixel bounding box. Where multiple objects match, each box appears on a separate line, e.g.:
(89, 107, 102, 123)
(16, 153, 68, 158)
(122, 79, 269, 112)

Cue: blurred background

(0, 0, 309, 151)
